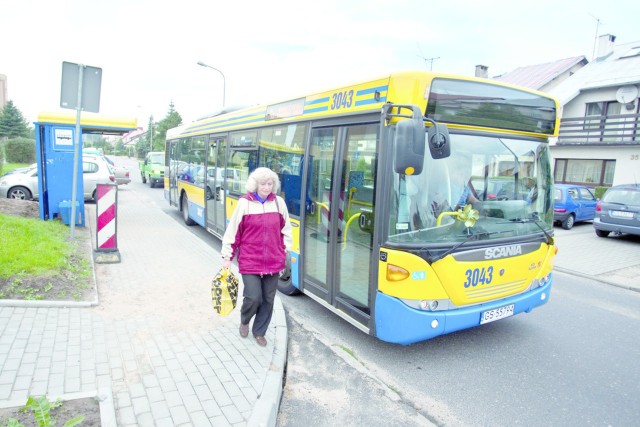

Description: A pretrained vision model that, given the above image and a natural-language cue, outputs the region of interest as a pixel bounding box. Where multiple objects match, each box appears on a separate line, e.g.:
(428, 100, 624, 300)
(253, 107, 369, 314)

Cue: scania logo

(485, 245, 522, 259)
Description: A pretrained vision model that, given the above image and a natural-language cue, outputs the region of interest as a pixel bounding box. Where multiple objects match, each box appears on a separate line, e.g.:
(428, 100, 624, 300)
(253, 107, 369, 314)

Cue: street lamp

(197, 61, 226, 109)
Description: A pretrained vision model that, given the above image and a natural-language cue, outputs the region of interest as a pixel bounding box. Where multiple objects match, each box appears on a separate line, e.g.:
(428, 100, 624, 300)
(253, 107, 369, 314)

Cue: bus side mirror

(394, 118, 425, 175)
(427, 124, 450, 159)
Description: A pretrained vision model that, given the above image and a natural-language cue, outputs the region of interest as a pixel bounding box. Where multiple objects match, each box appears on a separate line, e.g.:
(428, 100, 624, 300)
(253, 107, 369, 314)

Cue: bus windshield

(389, 133, 553, 245)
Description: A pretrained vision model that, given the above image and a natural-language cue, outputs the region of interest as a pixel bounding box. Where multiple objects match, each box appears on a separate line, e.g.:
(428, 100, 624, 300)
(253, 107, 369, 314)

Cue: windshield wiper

(501, 213, 554, 245)
(430, 229, 508, 262)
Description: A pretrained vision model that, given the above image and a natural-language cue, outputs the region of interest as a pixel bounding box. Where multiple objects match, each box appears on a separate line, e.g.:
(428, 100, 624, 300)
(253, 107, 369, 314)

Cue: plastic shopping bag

(211, 267, 239, 316)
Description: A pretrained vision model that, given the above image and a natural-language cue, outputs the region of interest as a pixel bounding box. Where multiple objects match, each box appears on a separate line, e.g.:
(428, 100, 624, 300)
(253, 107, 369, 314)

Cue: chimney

(596, 34, 616, 59)
(475, 65, 488, 78)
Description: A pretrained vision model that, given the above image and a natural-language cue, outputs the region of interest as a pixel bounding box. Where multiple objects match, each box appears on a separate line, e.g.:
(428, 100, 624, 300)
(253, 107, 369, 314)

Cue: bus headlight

(420, 300, 439, 311)
(530, 272, 551, 289)
(538, 273, 551, 287)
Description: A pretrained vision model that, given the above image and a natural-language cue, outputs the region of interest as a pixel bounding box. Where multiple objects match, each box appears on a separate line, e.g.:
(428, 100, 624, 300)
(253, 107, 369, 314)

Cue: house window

(554, 158, 615, 186)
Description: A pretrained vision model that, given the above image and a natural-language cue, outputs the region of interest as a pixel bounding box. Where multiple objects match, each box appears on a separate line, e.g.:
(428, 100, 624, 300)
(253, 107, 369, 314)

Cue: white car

(0, 155, 116, 200)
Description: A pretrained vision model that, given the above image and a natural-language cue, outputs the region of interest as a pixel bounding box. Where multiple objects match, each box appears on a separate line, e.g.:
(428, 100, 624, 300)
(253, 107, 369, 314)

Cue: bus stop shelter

(34, 112, 137, 226)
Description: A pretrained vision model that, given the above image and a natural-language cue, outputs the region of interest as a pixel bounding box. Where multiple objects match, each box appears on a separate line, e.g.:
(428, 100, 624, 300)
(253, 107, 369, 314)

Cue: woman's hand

(222, 258, 232, 269)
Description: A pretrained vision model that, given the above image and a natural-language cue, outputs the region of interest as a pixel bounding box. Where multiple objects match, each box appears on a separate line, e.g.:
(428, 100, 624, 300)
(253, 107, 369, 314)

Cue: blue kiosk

(34, 112, 137, 226)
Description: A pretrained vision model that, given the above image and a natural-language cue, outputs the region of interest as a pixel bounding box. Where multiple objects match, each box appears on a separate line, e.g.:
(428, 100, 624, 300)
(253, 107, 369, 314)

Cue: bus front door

(303, 124, 378, 328)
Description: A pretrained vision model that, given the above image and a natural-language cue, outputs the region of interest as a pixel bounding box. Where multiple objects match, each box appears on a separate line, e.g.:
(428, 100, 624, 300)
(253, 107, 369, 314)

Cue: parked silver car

(0, 166, 38, 199)
(82, 155, 118, 199)
(594, 184, 640, 237)
(104, 156, 131, 185)
(0, 155, 116, 200)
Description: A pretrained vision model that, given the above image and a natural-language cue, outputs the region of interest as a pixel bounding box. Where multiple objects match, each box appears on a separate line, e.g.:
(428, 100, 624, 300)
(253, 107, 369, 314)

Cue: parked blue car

(553, 184, 598, 229)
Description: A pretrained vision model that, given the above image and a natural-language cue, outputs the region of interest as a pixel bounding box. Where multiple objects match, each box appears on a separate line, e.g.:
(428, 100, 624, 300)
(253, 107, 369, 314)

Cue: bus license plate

(480, 304, 515, 324)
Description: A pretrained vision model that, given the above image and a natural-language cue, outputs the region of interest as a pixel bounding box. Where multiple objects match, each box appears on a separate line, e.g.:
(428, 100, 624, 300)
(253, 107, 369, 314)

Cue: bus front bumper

(374, 277, 553, 345)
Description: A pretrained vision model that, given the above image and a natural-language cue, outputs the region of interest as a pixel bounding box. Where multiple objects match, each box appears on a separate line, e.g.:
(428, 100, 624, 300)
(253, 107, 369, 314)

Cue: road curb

(247, 294, 288, 427)
(554, 267, 640, 292)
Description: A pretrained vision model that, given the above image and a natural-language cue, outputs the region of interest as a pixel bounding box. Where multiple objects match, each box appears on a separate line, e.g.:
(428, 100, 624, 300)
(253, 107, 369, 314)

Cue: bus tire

(277, 257, 300, 295)
(181, 194, 196, 226)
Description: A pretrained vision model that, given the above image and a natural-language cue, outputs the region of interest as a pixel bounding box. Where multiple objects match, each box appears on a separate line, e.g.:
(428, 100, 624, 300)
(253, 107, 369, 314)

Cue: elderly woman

(221, 167, 293, 347)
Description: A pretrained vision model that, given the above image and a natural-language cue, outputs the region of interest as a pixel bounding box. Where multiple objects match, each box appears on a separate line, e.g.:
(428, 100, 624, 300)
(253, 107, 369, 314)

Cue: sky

(2, 0, 639, 130)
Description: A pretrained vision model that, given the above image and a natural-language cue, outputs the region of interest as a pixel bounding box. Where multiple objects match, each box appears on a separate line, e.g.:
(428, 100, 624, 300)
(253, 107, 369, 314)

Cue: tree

(155, 101, 182, 148)
(0, 100, 31, 139)
(134, 102, 183, 156)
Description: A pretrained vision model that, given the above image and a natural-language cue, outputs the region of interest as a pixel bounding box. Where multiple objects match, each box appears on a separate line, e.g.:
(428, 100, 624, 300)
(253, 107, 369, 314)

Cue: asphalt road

(277, 270, 640, 427)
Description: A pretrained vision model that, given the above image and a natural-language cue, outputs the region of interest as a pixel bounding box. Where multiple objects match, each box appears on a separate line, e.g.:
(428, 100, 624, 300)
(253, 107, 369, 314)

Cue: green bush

(4, 137, 36, 163)
(594, 186, 609, 200)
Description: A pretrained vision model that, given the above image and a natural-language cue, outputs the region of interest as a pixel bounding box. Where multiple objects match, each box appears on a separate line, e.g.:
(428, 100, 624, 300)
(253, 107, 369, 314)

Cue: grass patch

(1, 163, 30, 174)
(0, 215, 74, 278)
(0, 214, 93, 301)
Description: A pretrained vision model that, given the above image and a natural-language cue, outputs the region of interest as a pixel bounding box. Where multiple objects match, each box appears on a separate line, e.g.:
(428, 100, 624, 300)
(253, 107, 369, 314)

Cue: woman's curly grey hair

(246, 167, 280, 194)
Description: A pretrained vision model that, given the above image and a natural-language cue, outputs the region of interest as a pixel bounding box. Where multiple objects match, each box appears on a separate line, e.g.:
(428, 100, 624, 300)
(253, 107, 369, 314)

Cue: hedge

(4, 137, 36, 163)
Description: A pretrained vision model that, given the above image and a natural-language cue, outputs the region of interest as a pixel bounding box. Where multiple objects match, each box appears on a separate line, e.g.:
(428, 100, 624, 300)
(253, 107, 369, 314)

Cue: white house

(495, 34, 640, 188)
(549, 34, 640, 187)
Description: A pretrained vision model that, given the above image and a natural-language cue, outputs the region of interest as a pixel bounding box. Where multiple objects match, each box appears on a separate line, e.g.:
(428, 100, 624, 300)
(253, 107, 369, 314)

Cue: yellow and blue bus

(165, 71, 559, 345)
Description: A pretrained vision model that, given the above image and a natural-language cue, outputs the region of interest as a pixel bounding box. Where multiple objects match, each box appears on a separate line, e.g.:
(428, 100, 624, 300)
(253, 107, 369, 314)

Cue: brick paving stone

(169, 405, 190, 425)
(190, 410, 214, 427)
(150, 400, 171, 420)
(131, 395, 151, 415)
(221, 403, 244, 424)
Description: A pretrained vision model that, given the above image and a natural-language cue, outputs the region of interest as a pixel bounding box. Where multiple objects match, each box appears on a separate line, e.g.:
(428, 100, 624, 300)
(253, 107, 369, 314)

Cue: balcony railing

(557, 112, 639, 145)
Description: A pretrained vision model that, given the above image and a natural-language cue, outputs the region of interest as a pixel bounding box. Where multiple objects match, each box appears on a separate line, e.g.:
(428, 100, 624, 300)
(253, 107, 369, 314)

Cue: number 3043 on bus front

(463, 266, 494, 288)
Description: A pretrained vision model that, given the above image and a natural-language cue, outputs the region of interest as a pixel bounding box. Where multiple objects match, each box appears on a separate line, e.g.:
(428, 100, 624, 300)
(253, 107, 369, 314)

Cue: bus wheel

(277, 256, 300, 295)
(181, 195, 196, 226)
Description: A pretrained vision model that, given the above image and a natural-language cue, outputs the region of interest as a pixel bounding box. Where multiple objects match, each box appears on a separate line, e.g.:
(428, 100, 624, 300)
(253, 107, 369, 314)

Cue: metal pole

(197, 61, 226, 108)
(70, 64, 84, 238)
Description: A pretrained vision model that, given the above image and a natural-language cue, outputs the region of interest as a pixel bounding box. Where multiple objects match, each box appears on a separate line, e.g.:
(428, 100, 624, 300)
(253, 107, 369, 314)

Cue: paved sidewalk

(0, 186, 286, 426)
(553, 223, 640, 292)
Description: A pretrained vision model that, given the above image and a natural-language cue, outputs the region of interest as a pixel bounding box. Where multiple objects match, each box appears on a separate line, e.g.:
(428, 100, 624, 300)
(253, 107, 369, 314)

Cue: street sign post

(60, 61, 102, 237)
